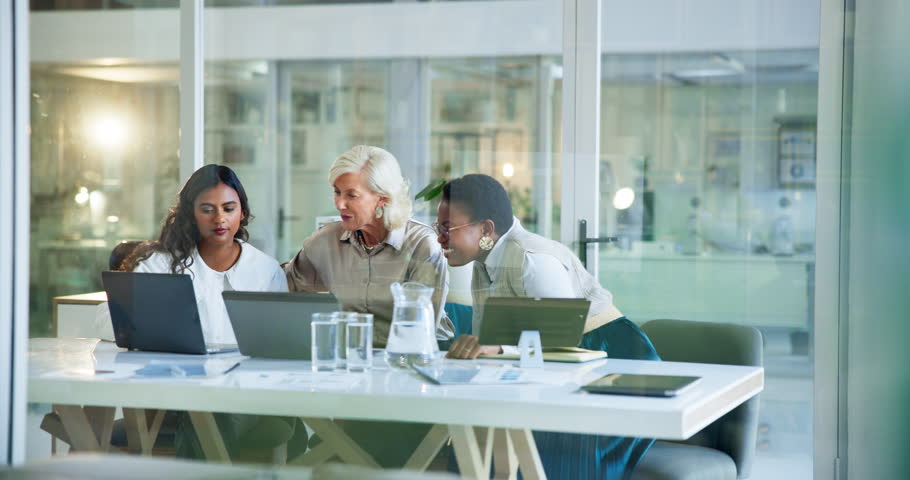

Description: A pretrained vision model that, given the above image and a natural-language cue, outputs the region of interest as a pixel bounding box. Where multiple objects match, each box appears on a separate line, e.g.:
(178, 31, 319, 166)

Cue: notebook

(102, 271, 237, 355)
(479, 347, 607, 363)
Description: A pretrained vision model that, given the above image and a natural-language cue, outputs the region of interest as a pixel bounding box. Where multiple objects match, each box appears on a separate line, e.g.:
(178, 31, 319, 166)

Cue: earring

(479, 235, 494, 251)
(375, 206, 384, 219)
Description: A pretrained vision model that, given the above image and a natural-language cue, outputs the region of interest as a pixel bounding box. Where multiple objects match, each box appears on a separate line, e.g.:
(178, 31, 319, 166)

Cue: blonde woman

(284, 146, 453, 467)
(285, 145, 453, 345)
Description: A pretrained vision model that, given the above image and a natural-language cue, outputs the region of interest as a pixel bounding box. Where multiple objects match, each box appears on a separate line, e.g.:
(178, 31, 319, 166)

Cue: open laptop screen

(102, 271, 212, 354)
(223, 291, 339, 360)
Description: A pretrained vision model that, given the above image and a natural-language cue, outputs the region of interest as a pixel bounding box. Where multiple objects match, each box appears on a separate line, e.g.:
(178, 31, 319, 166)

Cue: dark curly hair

(125, 164, 252, 274)
(441, 174, 514, 236)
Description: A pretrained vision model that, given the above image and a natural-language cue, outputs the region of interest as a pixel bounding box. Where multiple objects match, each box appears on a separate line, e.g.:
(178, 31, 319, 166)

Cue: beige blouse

(285, 220, 454, 347)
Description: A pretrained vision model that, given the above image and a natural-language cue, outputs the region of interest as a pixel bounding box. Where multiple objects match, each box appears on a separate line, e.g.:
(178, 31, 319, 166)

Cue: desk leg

(300, 417, 380, 469)
(53, 405, 98, 451)
(449, 425, 487, 479)
(122, 408, 166, 455)
(188, 411, 231, 463)
(491, 428, 518, 480)
(291, 441, 335, 466)
(475, 427, 494, 473)
(403, 423, 450, 471)
(507, 429, 546, 480)
(83, 406, 115, 452)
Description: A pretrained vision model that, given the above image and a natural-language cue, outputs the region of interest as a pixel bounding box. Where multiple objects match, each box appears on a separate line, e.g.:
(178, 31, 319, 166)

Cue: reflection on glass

(29, 64, 180, 336)
(597, 49, 819, 479)
(428, 57, 561, 238)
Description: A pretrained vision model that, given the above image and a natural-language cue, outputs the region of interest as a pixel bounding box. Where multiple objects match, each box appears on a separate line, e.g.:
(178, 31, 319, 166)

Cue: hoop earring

(375, 206, 384, 219)
(479, 235, 494, 251)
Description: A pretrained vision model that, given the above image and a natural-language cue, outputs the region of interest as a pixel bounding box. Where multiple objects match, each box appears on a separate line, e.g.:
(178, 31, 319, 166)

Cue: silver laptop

(477, 297, 590, 347)
(223, 291, 339, 360)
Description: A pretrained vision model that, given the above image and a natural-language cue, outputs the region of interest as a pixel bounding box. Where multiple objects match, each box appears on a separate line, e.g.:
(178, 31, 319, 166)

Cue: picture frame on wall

(706, 131, 741, 189)
(291, 130, 307, 167)
(777, 119, 816, 187)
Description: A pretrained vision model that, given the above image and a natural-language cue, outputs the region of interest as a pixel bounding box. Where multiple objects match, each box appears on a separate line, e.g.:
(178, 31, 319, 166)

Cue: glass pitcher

(384, 282, 440, 369)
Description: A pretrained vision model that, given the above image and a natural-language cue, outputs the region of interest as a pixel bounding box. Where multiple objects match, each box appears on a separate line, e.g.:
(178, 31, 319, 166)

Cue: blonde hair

(329, 145, 412, 231)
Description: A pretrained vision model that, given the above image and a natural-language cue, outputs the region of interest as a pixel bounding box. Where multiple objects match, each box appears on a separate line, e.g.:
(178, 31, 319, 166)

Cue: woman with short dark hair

(435, 173, 659, 478)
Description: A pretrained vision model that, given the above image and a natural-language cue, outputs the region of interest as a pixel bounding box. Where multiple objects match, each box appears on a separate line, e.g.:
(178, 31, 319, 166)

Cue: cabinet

(601, 252, 814, 330)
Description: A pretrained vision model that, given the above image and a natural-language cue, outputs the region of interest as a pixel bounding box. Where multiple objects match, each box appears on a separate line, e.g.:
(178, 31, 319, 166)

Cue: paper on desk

(466, 360, 605, 386)
(132, 359, 239, 379)
(410, 365, 519, 385)
(228, 371, 367, 391)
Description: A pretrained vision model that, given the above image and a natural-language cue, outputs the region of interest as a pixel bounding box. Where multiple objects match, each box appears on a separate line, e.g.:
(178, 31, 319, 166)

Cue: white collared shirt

(482, 218, 576, 299)
(97, 241, 287, 345)
(481, 218, 576, 355)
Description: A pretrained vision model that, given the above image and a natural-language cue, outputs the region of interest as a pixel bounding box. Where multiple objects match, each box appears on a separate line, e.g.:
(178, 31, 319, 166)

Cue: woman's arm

(284, 239, 327, 293)
(408, 235, 455, 340)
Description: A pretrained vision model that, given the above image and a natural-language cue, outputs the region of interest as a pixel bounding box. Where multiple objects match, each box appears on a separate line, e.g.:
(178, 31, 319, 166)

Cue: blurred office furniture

(52, 292, 108, 339)
(50, 240, 147, 340)
(631, 319, 763, 480)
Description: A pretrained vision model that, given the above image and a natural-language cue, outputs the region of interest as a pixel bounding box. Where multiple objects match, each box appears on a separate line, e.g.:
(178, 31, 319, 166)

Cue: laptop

(223, 291, 339, 360)
(102, 271, 237, 355)
(476, 297, 606, 362)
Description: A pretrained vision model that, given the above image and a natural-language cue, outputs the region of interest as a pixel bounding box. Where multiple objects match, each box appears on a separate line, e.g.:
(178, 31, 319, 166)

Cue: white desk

(29, 338, 763, 479)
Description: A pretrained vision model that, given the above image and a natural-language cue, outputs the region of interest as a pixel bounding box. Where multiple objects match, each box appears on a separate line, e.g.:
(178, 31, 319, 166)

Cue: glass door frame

(814, 0, 848, 478)
(560, 0, 604, 276)
(0, 0, 29, 465)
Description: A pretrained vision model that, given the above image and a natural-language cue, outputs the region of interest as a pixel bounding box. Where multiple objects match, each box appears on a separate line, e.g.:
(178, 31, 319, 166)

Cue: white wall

(844, 0, 910, 477)
(30, 1, 819, 63)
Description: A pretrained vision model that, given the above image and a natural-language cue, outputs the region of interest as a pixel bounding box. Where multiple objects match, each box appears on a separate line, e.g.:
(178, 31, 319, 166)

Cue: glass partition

(597, 49, 818, 478)
(27, 1, 181, 460)
(428, 56, 562, 239)
(29, 66, 180, 337)
(25, 2, 821, 478)
(203, 1, 563, 270)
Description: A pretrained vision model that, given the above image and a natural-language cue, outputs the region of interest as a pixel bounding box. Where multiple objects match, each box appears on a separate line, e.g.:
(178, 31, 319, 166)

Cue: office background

(2, 0, 908, 478)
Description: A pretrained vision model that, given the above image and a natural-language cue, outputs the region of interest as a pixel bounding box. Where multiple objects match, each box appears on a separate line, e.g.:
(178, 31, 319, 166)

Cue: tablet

(580, 373, 701, 397)
(477, 297, 590, 347)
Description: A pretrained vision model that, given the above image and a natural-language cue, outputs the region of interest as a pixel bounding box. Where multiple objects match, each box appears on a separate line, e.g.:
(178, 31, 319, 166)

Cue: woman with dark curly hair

(122, 164, 286, 345)
(116, 164, 303, 462)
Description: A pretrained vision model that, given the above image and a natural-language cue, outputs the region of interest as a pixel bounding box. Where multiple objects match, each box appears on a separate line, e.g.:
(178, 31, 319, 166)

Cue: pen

(222, 362, 241, 375)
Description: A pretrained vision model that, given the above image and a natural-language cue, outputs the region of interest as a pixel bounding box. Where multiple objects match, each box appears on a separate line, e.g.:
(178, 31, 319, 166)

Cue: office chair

(630, 319, 763, 480)
(109, 240, 152, 271)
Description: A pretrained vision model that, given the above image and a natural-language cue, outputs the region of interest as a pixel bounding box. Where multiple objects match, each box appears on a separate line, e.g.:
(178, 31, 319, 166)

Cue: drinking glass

(333, 312, 357, 368)
(346, 322, 373, 373)
(311, 313, 338, 373)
